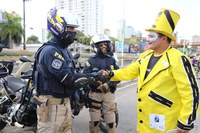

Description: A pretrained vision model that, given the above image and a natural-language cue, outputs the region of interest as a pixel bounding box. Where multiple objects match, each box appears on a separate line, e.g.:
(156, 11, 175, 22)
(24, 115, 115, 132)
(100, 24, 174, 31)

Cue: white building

(125, 26, 134, 39)
(192, 35, 200, 43)
(0, 10, 7, 23)
(117, 19, 126, 41)
(0, 10, 2, 22)
(41, 28, 48, 43)
(55, 0, 103, 36)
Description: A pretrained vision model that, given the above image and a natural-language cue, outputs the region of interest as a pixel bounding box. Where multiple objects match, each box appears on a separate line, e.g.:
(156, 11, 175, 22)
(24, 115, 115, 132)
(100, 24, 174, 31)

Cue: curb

(117, 79, 137, 89)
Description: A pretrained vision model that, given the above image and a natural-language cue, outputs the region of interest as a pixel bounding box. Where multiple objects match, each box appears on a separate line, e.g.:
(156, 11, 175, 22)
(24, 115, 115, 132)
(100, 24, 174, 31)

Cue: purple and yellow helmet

(47, 8, 79, 38)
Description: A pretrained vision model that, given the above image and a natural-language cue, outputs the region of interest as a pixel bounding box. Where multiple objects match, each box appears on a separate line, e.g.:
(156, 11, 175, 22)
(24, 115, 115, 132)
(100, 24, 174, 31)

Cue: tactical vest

(86, 55, 119, 93)
(33, 42, 75, 98)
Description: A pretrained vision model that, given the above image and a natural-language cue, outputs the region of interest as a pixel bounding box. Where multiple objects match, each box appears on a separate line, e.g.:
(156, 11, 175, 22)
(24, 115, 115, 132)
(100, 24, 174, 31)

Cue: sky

(0, 0, 200, 42)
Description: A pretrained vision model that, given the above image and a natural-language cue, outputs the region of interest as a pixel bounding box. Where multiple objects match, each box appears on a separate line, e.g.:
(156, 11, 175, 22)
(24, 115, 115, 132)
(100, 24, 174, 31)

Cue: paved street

(190, 115, 200, 133)
(0, 80, 200, 133)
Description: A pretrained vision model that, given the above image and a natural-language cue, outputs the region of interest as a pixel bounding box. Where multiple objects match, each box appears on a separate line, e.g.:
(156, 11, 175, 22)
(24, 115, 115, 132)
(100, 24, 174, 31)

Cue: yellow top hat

(146, 8, 180, 41)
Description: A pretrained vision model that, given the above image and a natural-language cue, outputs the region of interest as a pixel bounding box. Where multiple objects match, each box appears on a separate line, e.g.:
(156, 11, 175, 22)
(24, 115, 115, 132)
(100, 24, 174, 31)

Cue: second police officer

(83, 34, 120, 133)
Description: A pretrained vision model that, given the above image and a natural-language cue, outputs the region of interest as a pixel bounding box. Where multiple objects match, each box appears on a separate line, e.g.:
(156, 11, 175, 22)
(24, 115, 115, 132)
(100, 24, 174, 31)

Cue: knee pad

(108, 122, 114, 128)
(90, 121, 100, 127)
(94, 121, 100, 127)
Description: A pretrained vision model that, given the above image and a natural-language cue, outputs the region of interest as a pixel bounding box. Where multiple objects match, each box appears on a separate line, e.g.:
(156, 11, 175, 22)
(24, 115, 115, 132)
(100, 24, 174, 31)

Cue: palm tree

(0, 11, 23, 49)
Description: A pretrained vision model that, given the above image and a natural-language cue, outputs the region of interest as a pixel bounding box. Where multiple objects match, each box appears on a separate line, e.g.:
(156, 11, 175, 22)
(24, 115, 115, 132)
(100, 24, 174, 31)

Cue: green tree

(125, 35, 138, 45)
(27, 35, 40, 44)
(0, 11, 23, 48)
(46, 30, 91, 45)
(47, 32, 53, 40)
(76, 30, 92, 45)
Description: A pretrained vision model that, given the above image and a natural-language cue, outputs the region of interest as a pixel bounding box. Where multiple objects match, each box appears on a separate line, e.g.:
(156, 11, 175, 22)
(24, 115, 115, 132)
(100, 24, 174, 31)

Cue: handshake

(84, 70, 113, 83)
(73, 70, 114, 93)
(97, 70, 114, 82)
(95, 70, 114, 93)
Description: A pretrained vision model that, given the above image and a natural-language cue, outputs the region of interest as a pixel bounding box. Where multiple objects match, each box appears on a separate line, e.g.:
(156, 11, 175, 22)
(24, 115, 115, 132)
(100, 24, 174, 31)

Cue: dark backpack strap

(32, 41, 69, 91)
(32, 43, 50, 91)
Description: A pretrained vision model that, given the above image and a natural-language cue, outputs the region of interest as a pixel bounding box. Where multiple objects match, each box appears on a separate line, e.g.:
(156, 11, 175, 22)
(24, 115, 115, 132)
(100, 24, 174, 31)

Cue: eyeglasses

(98, 42, 108, 47)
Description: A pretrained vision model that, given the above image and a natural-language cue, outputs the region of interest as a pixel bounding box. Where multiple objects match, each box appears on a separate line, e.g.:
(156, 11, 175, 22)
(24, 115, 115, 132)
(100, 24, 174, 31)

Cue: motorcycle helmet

(90, 34, 111, 54)
(47, 8, 79, 46)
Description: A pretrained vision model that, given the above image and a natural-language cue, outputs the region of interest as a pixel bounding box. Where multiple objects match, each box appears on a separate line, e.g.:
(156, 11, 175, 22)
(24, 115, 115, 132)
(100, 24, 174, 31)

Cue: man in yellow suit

(98, 8, 199, 133)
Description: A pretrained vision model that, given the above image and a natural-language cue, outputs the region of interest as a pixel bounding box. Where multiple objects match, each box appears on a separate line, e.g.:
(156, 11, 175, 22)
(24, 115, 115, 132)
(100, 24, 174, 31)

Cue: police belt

(39, 95, 69, 105)
(91, 88, 102, 93)
(91, 88, 115, 93)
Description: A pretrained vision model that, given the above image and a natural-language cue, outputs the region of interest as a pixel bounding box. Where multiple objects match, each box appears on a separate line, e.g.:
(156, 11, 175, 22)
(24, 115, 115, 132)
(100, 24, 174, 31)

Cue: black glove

(71, 100, 82, 116)
(86, 72, 97, 84)
(73, 73, 95, 89)
(97, 70, 114, 83)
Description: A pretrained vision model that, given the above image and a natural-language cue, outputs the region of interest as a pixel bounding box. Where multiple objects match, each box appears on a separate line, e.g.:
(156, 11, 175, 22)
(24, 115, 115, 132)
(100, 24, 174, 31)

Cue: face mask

(62, 31, 77, 46)
(147, 31, 159, 41)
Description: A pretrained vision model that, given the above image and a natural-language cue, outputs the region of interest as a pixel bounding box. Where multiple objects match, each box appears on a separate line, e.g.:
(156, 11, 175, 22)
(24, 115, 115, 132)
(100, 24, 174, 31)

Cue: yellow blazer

(111, 47, 199, 133)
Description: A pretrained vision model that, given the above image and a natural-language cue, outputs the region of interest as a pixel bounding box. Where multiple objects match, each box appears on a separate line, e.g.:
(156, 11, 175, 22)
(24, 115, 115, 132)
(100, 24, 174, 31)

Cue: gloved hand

(71, 100, 81, 116)
(97, 82, 110, 93)
(97, 70, 114, 83)
(73, 73, 95, 89)
(86, 72, 98, 83)
(85, 72, 105, 84)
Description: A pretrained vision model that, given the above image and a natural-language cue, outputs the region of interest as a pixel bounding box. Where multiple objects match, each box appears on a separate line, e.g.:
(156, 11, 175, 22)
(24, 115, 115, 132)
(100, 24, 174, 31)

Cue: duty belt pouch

(37, 103, 49, 122)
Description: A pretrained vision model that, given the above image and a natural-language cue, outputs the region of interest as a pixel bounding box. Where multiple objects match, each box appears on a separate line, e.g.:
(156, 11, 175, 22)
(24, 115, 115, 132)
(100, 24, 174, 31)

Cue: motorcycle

(0, 60, 37, 132)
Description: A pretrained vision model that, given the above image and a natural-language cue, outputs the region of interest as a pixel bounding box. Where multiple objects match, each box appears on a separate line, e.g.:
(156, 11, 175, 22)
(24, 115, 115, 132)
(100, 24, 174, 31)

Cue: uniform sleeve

(109, 59, 120, 87)
(110, 58, 140, 81)
(114, 59, 120, 70)
(41, 47, 73, 83)
(172, 55, 199, 130)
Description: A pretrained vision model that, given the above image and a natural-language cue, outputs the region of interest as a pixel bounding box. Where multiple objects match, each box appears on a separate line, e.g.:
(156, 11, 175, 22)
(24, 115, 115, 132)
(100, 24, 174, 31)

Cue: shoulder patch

(54, 52, 64, 60)
(110, 65, 114, 70)
(52, 59, 63, 70)
(85, 61, 90, 67)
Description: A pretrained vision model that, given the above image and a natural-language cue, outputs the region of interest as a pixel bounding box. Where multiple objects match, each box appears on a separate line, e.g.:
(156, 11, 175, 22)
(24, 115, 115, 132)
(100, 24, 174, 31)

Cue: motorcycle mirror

(19, 56, 32, 63)
(74, 53, 80, 59)
(0, 44, 3, 53)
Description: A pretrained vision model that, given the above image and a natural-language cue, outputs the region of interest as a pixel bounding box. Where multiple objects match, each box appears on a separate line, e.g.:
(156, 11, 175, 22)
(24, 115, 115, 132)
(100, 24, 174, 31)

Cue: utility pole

(121, 0, 126, 67)
(23, 0, 27, 50)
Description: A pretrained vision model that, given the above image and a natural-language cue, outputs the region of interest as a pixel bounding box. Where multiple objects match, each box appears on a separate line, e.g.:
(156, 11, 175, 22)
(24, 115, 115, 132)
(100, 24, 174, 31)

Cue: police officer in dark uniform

(34, 9, 90, 133)
(83, 34, 119, 133)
